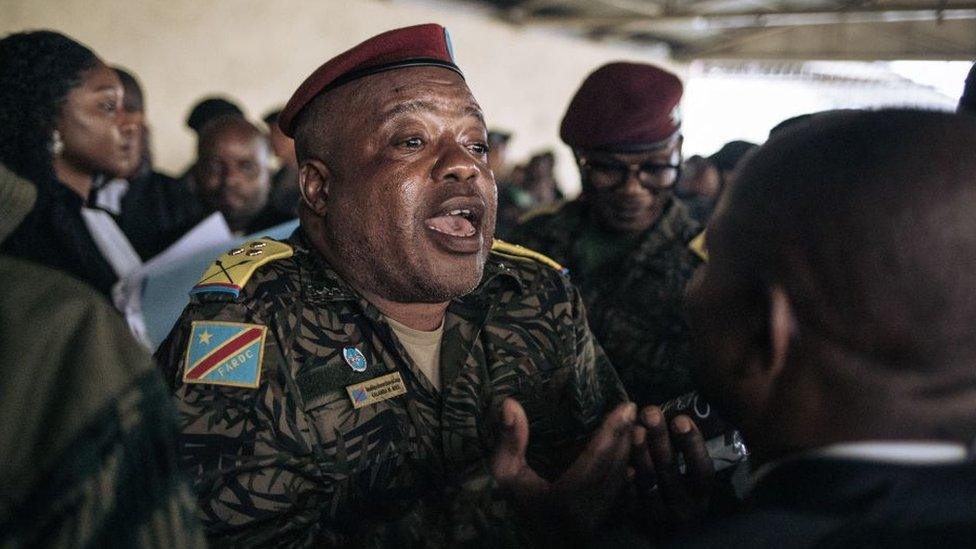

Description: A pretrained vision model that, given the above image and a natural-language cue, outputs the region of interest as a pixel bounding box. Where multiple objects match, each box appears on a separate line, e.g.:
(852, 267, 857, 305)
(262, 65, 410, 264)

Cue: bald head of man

(194, 114, 271, 232)
(688, 110, 976, 465)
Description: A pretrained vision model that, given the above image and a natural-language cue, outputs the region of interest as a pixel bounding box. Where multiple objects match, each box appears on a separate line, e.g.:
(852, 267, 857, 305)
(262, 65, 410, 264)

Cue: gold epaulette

(688, 230, 708, 262)
(491, 239, 565, 273)
(190, 238, 294, 298)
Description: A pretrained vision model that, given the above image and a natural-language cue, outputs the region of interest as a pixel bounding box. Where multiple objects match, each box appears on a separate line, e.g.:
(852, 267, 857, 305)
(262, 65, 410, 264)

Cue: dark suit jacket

(118, 171, 206, 260)
(676, 457, 976, 548)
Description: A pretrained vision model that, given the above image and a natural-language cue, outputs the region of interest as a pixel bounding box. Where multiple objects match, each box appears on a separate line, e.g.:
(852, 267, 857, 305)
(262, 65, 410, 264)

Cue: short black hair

(709, 140, 757, 172)
(186, 96, 244, 133)
(959, 62, 976, 115)
(262, 108, 282, 127)
(768, 113, 814, 139)
(196, 114, 267, 159)
(714, 109, 976, 366)
(0, 30, 100, 184)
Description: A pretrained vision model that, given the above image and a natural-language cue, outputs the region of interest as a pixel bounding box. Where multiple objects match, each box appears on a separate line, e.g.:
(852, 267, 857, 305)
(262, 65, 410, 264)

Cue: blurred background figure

(179, 95, 244, 181)
(185, 96, 244, 137)
(491, 129, 531, 238)
(263, 108, 301, 218)
(104, 67, 207, 259)
(0, 162, 206, 548)
(709, 140, 757, 190)
(487, 128, 511, 179)
(192, 114, 289, 235)
(675, 139, 758, 224)
(675, 154, 721, 223)
(524, 150, 563, 206)
(0, 30, 141, 298)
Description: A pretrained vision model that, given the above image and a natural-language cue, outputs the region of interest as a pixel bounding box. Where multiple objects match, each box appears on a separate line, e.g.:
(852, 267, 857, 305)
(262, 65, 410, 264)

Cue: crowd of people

(1, 22, 976, 549)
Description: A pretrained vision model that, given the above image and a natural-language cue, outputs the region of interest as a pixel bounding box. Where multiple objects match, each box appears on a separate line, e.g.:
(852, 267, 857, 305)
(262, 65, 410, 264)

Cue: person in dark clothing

(0, 30, 139, 298)
(675, 155, 721, 224)
(192, 115, 292, 235)
(682, 110, 976, 548)
(111, 67, 206, 259)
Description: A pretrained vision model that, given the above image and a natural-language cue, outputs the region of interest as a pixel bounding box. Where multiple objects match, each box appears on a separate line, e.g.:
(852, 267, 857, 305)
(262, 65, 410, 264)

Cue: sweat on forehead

(714, 109, 976, 360)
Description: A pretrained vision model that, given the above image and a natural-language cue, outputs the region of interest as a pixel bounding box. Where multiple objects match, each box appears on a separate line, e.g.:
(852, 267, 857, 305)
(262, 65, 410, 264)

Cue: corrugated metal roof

(446, 0, 976, 60)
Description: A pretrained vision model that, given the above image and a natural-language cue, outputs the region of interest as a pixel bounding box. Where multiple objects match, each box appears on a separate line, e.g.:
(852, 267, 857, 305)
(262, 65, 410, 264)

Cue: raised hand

(490, 397, 637, 538)
(632, 405, 715, 533)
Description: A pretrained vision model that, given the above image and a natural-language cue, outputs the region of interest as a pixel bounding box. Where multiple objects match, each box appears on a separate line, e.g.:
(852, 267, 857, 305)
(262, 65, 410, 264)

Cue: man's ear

(767, 284, 795, 380)
(299, 159, 331, 217)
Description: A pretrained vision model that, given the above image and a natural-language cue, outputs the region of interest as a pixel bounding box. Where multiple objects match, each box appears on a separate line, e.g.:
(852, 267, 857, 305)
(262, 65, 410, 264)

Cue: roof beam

(517, 3, 976, 30)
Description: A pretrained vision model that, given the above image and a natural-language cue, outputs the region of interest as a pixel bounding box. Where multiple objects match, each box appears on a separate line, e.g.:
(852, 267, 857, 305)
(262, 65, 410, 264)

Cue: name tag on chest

(346, 371, 407, 409)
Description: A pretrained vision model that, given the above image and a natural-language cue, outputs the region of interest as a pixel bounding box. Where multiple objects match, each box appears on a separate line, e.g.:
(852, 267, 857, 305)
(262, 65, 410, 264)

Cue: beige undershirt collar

(385, 316, 445, 391)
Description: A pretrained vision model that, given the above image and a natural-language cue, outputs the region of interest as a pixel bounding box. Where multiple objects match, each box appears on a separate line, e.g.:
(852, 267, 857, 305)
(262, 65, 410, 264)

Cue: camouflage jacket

(509, 198, 703, 406)
(155, 230, 626, 548)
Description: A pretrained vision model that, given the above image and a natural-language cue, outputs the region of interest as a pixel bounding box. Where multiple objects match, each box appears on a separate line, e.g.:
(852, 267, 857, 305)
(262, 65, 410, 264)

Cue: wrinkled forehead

(347, 66, 484, 126)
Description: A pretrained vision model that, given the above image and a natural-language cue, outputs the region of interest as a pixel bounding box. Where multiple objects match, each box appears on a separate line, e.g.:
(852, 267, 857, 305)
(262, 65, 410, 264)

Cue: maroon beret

(279, 23, 462, 137)
(560, 62, 683, 151)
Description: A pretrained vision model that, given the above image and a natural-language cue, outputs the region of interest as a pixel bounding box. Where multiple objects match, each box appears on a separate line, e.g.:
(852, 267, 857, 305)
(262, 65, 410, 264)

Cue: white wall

(1, 0, 678, 194)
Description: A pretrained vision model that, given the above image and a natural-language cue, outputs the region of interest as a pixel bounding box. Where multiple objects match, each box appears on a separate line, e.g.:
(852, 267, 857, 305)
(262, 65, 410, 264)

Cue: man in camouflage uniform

(155, 25, 659, 547)
(510, 63, 704, 406)
(0, 162, 205, 548)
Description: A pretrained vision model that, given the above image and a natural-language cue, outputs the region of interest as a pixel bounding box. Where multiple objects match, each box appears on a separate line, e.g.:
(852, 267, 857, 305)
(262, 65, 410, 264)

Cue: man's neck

(301, 221, 449, 331)
(356, 287, 449, 331)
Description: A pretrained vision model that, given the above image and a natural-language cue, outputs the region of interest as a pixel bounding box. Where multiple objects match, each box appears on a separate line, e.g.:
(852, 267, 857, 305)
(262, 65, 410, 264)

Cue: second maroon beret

(560, 62, 684, 151)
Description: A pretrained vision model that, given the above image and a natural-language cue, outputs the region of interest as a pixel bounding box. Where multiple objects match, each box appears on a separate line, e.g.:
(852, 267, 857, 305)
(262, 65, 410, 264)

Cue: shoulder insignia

(492, 239, 566, 273)
(689, 230, 708, 262)
(191, 238, 293, 298)
(183, 321, 267, 388)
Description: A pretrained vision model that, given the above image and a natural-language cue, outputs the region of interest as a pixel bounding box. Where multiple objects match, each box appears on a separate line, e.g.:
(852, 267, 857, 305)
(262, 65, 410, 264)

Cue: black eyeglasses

(579, 156, 682, 191)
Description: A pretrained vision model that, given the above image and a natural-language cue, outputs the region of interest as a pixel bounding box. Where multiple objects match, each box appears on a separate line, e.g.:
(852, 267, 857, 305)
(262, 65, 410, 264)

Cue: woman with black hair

(0, 30, 140, 298)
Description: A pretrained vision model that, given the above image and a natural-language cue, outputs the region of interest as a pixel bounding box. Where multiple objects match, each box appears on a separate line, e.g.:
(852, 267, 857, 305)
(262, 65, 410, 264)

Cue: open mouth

(423, 198, 485, 254)
(426, 208, 477, 237)
(425, 199, 484, 238)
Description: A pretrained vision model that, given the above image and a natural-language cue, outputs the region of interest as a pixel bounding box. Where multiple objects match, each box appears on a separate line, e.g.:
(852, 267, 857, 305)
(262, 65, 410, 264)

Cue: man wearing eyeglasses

(510, 62, 703, 407)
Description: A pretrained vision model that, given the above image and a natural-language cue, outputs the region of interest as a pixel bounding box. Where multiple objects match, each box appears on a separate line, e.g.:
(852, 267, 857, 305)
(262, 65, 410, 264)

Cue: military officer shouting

(156, 25, 711, 548)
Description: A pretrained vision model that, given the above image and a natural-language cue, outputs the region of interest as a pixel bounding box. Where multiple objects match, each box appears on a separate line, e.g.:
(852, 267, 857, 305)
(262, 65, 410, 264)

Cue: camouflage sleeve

(509, 266, 629, 481)
(567, 277, 630, 425)
(155, 301, 343, 548)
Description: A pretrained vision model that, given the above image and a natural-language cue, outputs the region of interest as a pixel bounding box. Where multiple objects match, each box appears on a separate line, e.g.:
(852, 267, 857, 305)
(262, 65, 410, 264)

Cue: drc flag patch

(183, 321, 267, 388)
